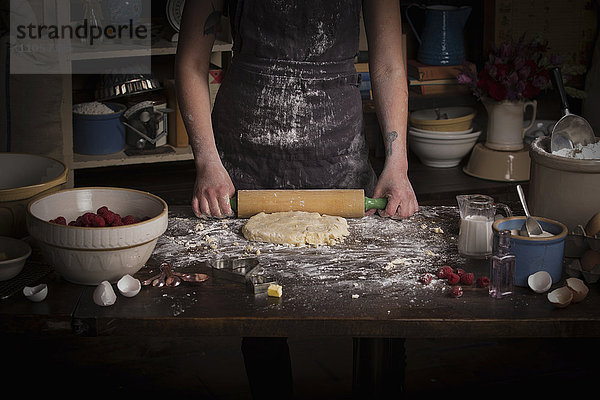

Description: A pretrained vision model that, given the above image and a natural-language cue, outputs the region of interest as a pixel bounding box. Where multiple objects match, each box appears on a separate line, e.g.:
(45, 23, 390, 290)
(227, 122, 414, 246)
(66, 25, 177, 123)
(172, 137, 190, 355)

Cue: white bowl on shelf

(26, 187, 168, 285)
(408, 129, 481, 168)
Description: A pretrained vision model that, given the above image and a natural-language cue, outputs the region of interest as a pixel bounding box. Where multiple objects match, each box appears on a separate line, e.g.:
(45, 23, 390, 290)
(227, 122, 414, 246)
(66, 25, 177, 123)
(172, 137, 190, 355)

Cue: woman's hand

(192, 159, 235, 218)
(367, 163, 418, 219)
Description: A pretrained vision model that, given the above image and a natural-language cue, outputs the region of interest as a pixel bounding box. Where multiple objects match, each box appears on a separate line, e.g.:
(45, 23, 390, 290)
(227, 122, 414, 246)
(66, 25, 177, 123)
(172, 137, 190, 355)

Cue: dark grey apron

(213, 0, 377, 195)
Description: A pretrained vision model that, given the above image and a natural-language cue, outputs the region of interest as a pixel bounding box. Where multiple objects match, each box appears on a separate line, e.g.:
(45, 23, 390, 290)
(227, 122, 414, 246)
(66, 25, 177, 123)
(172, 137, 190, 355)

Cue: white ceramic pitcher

(483, 98, 537, 151)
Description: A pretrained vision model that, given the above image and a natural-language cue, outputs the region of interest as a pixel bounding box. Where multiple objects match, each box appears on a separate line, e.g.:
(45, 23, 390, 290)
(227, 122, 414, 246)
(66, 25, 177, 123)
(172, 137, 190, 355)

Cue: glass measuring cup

(456, 194, 512, 258)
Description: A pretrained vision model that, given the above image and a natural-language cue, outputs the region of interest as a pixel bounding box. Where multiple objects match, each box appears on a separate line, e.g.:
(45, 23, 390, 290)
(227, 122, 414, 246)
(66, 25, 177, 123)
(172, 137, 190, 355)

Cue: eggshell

(93, 280, 116, 306)
(23, 283, 48, 302)
(581, 249, 600, 272)
(527, 271, 552, 293)
(547, 286, 573, 308)
(585, 212, 600, 237)
(565, 277, 589, 303)
(117, 274, 141, 297)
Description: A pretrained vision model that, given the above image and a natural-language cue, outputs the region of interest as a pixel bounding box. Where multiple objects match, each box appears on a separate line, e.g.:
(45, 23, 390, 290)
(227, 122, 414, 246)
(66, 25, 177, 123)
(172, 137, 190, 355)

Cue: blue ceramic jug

(406, 4, 471, 66)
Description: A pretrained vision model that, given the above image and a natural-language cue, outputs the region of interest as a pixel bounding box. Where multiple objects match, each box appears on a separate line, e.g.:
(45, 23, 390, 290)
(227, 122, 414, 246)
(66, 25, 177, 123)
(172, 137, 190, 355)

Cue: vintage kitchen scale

(166, 0, 185, 42)
(96, 72, 173, 151)
(123, 100, 172, 150)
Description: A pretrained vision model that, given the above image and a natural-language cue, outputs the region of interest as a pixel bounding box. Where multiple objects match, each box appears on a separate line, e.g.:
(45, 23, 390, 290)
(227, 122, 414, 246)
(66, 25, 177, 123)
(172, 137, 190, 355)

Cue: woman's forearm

(363, 0, 409, 172)
(175, 0, 224, 167)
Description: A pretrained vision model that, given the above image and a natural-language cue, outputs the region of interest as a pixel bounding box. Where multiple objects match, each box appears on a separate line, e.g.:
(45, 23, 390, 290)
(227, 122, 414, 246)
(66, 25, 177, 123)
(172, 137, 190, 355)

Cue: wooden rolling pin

(230, 189, 388, 218)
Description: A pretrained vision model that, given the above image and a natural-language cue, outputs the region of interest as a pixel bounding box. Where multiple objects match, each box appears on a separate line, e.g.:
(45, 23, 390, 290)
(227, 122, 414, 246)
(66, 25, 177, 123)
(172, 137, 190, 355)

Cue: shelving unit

(68, 38, 232, 174)
(29, 1, 233, 187)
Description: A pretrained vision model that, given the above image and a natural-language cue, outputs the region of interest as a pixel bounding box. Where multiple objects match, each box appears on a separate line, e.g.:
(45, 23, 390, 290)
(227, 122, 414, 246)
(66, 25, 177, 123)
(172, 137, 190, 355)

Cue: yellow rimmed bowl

(0, 153, 68, 238)
(409, 106, 476, 132)
(26, 187, 168, 285)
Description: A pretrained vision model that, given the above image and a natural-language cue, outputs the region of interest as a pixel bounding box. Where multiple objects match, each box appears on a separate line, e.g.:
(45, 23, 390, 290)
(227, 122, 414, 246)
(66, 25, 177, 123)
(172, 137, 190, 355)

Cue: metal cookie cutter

(246, 266, 278, 295)
(208, 257, 260, 283)
(208, 258, 277, 294)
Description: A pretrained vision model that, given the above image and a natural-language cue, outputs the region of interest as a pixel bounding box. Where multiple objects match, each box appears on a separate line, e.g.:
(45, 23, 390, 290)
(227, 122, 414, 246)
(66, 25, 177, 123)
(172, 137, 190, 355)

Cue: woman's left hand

(366, 164, 419, 219)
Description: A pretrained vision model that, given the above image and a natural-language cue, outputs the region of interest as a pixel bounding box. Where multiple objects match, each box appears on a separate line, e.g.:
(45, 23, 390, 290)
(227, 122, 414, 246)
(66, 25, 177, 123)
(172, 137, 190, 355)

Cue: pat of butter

(267, 284, 282, 298)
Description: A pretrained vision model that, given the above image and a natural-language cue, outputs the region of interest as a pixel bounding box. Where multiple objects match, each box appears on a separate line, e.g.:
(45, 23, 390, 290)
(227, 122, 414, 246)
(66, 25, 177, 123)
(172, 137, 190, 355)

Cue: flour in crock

(552, 141, 600, 159)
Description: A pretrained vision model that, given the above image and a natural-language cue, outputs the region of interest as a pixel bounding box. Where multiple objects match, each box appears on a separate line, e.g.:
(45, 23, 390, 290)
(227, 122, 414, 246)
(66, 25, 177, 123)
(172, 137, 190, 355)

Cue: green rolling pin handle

(230, 196, 238, 212)
(364, 197, 388, 211)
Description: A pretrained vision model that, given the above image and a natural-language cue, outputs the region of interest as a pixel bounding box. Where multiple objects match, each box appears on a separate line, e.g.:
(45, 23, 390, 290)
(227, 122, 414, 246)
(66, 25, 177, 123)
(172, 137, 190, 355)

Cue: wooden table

(1, 205, 598, 397)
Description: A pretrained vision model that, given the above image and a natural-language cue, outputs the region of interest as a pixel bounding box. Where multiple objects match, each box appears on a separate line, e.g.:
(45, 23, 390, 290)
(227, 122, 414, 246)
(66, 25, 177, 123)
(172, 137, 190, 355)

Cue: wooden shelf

(72, 145, 194, 169)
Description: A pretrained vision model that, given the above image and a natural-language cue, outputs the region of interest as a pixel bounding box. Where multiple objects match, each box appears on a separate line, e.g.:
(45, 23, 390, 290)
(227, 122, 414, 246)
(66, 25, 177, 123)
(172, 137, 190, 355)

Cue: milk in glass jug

(456, 194, 512, 258)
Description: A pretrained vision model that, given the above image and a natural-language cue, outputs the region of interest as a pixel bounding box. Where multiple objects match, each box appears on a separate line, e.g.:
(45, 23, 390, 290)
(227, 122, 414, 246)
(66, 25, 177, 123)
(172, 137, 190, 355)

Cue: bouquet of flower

(457, 36, 562, 102)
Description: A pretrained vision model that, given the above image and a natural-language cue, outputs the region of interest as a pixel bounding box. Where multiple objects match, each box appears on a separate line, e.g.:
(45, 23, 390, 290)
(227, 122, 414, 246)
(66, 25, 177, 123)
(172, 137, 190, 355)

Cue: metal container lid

(96, 73, 161, 100)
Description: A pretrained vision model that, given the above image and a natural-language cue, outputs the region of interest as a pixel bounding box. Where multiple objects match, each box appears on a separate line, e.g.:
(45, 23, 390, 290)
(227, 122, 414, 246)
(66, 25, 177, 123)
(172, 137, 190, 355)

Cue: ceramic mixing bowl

(0, 153, 68, 238)
(409, 106, 476, 132)
(26, 187, 168, 285)
(408, 129, 481, 167)
(0, 236, 32, 281)
(493, 216, 568, 287)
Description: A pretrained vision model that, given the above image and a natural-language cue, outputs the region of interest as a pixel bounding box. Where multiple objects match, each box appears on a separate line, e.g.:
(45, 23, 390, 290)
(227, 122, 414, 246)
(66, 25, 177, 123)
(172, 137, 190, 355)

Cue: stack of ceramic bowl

(408, 106, 481, 168)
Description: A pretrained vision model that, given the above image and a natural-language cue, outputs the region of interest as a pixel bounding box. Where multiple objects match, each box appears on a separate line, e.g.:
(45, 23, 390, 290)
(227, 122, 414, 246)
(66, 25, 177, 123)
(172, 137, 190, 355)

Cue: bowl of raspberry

(26, 187, 168, 285)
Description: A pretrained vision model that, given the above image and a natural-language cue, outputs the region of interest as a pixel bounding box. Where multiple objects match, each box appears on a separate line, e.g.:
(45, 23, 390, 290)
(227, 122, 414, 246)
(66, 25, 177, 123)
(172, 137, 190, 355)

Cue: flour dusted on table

(73, 101, 116, 115)
(552, 141, 600, 159)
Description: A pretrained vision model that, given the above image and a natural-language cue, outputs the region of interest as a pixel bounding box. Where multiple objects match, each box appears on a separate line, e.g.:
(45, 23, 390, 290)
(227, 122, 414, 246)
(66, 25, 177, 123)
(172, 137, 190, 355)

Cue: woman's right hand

(192, 159, 236, 218)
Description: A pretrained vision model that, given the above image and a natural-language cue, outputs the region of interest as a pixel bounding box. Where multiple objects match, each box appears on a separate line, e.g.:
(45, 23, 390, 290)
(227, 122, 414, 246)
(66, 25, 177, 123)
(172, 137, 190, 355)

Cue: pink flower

(456, 36, 559, 102)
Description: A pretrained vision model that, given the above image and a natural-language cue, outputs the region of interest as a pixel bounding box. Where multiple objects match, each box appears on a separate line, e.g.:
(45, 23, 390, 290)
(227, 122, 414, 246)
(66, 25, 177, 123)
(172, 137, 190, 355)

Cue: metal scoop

(517, 184, 543, 236)
(549, 67, 596, 153)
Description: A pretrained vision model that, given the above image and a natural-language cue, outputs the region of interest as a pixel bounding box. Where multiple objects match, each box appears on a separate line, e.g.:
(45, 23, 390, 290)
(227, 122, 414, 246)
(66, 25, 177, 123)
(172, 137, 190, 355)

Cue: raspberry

(68, 221, 79, 226)
(437, 265, 453, 279)
(111, 219, 124, 226)
(418, 273, 433, 285)
(460, 272, 474, 285)
(447, 273, 460, 285)
(91, 215, 106, 227)
(102, 211, 118, 225)
(85, 212, 96, 225)
(476, 276, 490, 288)
(121, 215, 137, 225)
(450, 286, 463, 298)
(49, 216, 67, 225)
(97, 206, 110, 216)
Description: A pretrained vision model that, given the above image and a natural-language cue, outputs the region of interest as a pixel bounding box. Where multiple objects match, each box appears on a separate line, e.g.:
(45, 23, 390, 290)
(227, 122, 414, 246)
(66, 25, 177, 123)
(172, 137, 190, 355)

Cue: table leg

(242, 337, 293, 398)
(352, 337, 406, 399)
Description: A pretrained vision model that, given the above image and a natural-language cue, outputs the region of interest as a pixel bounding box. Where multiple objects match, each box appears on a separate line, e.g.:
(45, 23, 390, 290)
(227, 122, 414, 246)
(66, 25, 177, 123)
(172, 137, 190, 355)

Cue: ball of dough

(242, 211, 349, 246)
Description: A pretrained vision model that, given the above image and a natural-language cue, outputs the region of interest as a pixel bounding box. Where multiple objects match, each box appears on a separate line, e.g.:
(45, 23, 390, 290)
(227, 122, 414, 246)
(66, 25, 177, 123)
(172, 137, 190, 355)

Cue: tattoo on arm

(385, 131, 398, 156)
(203, 2, 223, 36)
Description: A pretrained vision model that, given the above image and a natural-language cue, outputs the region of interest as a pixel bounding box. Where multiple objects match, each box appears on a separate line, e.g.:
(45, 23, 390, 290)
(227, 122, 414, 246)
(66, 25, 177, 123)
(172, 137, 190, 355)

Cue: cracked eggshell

(93, 280, 116, 306)
(117, 274, 141, 297)
(23, 283, 48, 302)
(565, 277, 589, 303)
(527, 271, 552, 293)
(547, 286, 573, 308)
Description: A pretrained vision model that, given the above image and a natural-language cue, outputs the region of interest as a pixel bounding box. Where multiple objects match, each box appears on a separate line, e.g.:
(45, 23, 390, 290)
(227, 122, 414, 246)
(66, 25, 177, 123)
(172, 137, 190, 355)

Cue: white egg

(527, 271, 552, 293)
(547, 286, 573, 308)
(23, 283, 48, 302)
(93, 280, 116, 306)
(117, 274, 141, 297)
(565, 277, 589, 303)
